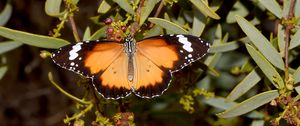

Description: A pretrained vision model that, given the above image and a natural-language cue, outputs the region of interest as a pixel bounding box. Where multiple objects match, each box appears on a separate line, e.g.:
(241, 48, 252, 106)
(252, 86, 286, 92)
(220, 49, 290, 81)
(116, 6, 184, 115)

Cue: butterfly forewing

(51, 40, 132, 99)
(133, 34, 210, 98)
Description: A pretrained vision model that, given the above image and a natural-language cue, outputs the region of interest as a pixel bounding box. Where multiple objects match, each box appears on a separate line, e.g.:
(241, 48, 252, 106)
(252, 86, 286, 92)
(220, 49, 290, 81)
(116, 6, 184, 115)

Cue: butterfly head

(125, 35, 135, 43)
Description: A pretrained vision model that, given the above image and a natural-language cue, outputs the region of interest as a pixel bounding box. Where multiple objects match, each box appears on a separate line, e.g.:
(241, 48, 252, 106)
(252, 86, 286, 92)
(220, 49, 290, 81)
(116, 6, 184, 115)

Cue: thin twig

(129, 0, 145, 36)
(69, 16, 81, 41)
(64, 0, 81, 41)
(136, 0, 145, 24)
(284, 0, 295, 82)
(149, 0, 165, 28)
(48, 72, 91, 105)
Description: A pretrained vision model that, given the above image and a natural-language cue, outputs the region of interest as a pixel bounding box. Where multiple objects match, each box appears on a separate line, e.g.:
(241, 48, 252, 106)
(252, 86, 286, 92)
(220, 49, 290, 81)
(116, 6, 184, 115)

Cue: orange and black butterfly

(51, 34, 210, 99)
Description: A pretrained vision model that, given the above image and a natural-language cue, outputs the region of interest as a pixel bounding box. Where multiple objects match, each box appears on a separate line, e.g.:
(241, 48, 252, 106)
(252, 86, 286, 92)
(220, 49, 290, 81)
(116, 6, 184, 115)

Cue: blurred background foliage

(0, 0, 300, 126)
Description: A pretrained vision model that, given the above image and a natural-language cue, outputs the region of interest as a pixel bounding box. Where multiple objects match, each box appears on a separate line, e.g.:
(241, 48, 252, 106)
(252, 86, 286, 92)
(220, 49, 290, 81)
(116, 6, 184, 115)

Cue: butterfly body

(51, 34, 209, 99)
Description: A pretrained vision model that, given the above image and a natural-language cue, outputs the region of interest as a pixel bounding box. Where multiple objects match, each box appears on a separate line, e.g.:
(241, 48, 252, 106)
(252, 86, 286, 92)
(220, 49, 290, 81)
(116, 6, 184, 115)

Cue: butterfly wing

(133, 34, 210, 98)
(51, 40, 132, 99)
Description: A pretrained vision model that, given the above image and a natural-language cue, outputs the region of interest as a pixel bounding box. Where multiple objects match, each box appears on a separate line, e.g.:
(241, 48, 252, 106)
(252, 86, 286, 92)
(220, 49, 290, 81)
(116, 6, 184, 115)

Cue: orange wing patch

(133, 48, 172, 98)
(93, 52, 132, 99)
(84, 43, 123, 74)
(100, 52, 130, 88)
(137, 39, 179, 69)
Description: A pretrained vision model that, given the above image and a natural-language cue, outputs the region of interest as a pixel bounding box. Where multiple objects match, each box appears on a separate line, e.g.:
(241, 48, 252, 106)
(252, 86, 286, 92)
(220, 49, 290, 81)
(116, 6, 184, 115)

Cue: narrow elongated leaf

(45, 0, 64, 17)
(246, 44, 284, 88)
(148, 18, 188, 34)
(290, 28, 300, 50)
(83, 27, 91, 41)
(258, 0, 282, 18)
(226, 68, 262, 101)
(98, 0, 113, 14)
(295, 86, 300, 94)
(0, 41, 23, 54)
(236, 15, 285, 70)
(205, 97, 264, 119)
(209, 41, 240, 53)
(189, 0, 220, 19)
(205, 97, 236, 110)
(295, 0, 300, 17)
(204, 52, 222, 68)
(89, 26, 108, 40)
(277, 24, 285, 55)
(294, 66, 300, 84)
(192, 7, 206, 36)
(226, 1, 249, 23)
(0, 26, 69, 49)
(250, 120, 265, 126)
(139, 0, 160, 26)
(112, 0, 134, 14)
(0, 3, 12, 26)
(217, 90, 279, 118)
(0, 66, 8, 80)
(282, 0, 291, 18)
(144, 25, 162, 38)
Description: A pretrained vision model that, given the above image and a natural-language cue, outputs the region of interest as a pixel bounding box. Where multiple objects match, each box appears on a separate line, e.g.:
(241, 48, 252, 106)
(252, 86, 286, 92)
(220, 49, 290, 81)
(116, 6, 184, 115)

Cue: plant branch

(69, 15, 81, 41)
(149, 0, 165, 28)
(135, 0, 145, 24)
(48, 72, 91, 105)
(284, 0, 295, 82)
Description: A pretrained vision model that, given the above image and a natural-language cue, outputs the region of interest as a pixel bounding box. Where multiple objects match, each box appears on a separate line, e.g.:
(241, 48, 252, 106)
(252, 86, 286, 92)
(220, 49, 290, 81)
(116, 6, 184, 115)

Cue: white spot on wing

(188, 54, 192, 58)
(176, 35, 193, 52)
(69, 43, 83, 60)
(70, 62, 75, 66)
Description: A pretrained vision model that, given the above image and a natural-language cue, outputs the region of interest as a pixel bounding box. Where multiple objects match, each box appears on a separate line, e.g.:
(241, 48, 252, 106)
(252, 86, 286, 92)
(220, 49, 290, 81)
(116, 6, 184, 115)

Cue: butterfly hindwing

(134, 34, 209, 98)
(51, 40, 132, 99)
(132, 51, 171, 98)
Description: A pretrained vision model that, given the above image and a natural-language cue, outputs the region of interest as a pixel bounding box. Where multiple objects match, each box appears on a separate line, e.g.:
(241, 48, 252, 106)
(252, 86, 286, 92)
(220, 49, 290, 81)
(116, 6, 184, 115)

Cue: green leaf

(0, 3, 12, 26)
(45, 0, 64, 17)
(277, 24, 285, 55)
(89, 26, 108, 40)
(250, 120, 265, 126)
(0, 66, 8, 80)
(226, 68, 262, 101)
(189, 0, 220, 19)
(295, 0, 300, 17)
(282, 0, 291, 18)
(191, 7, 206, 36)
(296, 86, 300, 94)
(246, 44, 284, 89)
(205, 97, 236, 110)
(204, 52, 222, 68)
(294, 66, 300, 84)
(148, 17, 188, 34)
(0, 26, 69, 49)
(112, 0, 134, 15)
(217, 90, 279, 118)
(139, 0, 160, 26)
(236, 15, 285, 70)
(209, 41, 240, 53)
(83, 27, 91, 41)
(205, 97, 264, 119)
(258, 0, 282, 18)
(290, 28, 300, 50)
(98, 0, 113, 14)
(144, 25, 162, 38)
(214, 24, 222, 45)
(0, 41, 23, 54)
(226, 1, 249, 23)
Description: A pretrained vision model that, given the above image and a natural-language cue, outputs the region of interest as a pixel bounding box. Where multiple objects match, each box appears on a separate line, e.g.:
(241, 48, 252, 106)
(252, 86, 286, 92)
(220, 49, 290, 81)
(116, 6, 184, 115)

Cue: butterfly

(51, 34, 210, 100)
